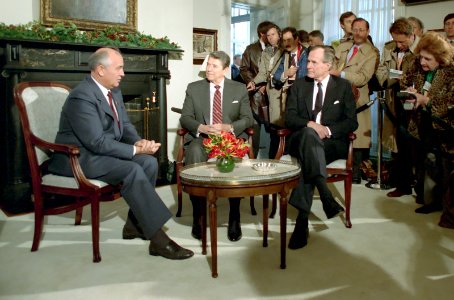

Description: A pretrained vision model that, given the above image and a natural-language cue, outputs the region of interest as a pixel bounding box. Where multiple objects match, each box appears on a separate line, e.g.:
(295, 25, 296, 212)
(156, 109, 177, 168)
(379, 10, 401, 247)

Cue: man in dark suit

(48, 47, 193, 260)
(180, 51, 253, 242)
(285, 45, 358, 249)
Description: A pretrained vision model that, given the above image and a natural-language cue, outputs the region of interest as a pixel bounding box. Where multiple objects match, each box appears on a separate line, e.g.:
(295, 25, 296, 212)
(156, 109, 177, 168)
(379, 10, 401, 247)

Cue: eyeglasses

(352, 28, 367, 33)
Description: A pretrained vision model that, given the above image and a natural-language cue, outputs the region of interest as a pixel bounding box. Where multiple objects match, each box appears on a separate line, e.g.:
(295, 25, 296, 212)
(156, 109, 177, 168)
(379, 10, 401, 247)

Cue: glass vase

(216, 156, 235, 173)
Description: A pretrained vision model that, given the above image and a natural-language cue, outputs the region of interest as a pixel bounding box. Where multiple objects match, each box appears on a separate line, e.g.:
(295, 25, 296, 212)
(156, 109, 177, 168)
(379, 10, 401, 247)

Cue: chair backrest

(14, 82, 71, 167)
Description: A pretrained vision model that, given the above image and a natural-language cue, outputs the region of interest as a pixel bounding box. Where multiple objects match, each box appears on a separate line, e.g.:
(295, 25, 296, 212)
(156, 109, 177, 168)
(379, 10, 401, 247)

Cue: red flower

(203, 131, 249, 159)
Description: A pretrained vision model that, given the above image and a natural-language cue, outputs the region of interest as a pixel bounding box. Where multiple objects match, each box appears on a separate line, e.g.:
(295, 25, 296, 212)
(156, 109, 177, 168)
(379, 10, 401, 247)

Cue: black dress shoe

(191, 223, 201, 240)
(122, 215, 146, 240)
(227, 219, 242, 242)
(288, 227, 309, 249)
(149, 239, 194, 260)
(387, 188, 412, 198)
(352, 176, 362, 184)
(323, 199, 345, 219)
(415, 202, 442, 214)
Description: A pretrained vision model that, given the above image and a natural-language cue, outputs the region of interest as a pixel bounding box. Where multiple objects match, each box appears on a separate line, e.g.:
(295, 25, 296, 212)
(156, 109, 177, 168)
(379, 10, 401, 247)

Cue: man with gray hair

(285, 45, 358, 249)
(49, 47, 194, 260)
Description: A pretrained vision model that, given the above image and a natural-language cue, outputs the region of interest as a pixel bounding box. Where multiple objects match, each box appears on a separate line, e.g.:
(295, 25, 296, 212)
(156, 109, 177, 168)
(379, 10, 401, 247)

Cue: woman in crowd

(400, 31, 454, 227)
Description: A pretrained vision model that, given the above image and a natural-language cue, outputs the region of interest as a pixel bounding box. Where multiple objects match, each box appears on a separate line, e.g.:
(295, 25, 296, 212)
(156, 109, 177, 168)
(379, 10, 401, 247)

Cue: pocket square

(232, 100, 239, 103)
(334, 100, 340, 104)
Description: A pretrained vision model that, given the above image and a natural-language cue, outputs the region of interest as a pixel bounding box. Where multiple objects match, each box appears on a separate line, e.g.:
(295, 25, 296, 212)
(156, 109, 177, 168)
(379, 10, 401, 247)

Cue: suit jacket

(231, 64, 241, 81)
(285, 75, 358, 146)
(333, 41, 378, 148)
(49, 76, 141, 178)
(179, 78, 254, 143)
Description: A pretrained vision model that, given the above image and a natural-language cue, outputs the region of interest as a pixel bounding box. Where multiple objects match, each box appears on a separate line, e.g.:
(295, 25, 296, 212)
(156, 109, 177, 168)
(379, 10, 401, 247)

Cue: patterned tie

(289, 53, 296, 67)
(312, 82, 323, 121)
(107, 91, 120, 129)
(348, 46, 358, 62)
(212, 85, 222, 124)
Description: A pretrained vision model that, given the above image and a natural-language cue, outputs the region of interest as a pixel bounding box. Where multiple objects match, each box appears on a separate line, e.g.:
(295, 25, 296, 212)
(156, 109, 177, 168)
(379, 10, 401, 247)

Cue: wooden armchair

(14, 81, 121, 262)
(271, 129, 356, 228)
(249, 84, 360, 228)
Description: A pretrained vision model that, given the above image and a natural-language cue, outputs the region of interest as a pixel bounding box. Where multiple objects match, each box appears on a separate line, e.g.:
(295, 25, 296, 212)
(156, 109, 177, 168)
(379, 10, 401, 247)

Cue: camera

(396, 91, 417, 100)
(397, 91, 417, 110)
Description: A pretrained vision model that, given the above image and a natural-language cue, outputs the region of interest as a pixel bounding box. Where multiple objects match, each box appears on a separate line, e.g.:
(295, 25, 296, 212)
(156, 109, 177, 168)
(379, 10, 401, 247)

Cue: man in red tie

(330, 18, 379, 184)
(180, 51, 254, 241)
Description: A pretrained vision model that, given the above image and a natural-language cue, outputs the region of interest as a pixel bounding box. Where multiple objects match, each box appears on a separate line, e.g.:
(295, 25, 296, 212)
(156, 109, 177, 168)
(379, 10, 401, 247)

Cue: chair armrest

(176, 128, 189, 164)
(272, 128, 291, 159)
(171, 107, 183, 114)
(245, 127, 255, 159)
(346, 133, 356, 170)
(31, 134, 79, 155)
(31, 134, 100, 191)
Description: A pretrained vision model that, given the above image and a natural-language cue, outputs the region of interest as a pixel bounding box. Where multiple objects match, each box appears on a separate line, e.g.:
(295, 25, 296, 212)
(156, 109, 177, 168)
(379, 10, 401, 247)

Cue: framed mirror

(40, 0, 137, 31)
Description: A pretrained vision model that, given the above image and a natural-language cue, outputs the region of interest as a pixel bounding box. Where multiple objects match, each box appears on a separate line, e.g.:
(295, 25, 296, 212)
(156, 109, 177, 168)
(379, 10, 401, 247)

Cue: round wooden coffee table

(180, 159, 300, 278)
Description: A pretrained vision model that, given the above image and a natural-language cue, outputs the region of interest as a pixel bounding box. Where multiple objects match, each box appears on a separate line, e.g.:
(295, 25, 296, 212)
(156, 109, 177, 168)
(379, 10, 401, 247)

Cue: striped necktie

(212, 85, 222, 124)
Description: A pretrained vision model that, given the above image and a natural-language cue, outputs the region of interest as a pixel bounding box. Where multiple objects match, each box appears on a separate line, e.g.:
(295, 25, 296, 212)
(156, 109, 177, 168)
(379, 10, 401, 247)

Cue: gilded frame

(193, 28, 218, 65)
(40, 0, 138, 31)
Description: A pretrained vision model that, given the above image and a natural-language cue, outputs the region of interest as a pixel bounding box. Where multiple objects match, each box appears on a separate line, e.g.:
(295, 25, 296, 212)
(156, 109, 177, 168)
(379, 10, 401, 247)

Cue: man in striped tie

(180, 51, 254, 242)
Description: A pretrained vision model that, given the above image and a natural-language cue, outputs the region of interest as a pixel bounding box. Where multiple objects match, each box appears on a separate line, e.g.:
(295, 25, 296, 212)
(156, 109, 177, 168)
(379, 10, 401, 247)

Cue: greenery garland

(0, 21, 181, 51)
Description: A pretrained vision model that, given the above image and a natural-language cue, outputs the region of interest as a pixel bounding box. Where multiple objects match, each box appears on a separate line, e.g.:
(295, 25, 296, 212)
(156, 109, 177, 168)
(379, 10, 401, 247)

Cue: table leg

(262, 194, 269, 247)
(279, 187, 289, 269)
(207, 190, 218, 278)
(201, 197, 207, 255)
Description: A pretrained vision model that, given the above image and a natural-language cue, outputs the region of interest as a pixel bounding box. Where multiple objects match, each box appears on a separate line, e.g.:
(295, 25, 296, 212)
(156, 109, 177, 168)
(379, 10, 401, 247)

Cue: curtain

(321, 0, 394, 51)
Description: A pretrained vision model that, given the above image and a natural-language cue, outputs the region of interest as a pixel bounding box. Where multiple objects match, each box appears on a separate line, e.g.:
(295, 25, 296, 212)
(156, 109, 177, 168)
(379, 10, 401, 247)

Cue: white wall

(398, 0, 454, 30)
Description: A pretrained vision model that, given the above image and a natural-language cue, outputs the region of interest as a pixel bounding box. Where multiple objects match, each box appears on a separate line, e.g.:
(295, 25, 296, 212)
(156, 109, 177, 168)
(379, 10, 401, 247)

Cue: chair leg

(176, 186, 183, 217)
(250, 197, 257, 215)
(75, 205, 83, 225)
(344, 176, 352, 228)
(31, 201, 44, 252)
(176, 164, 183, 217)
(91, 197, 102, 263)
(262, 195, 269, 247)
(270, 194, 277, 218)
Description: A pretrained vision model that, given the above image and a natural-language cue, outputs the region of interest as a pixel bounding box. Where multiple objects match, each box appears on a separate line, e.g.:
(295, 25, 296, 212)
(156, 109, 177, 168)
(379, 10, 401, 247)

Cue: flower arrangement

(0, 21, 181, 51)
(203, 131, 250, 159)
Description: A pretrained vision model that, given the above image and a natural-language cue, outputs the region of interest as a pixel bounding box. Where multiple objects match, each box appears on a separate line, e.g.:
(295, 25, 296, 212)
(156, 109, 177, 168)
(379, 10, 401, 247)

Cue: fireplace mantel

(0, 38, 179, 212)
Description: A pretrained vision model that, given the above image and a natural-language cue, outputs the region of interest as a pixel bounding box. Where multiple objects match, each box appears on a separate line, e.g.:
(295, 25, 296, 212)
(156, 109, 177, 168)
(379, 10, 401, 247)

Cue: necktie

(348, 46, 358, 62)
(212, 85, 222, 124)
(107, 91, 120, 129)
(312, 82, 323, 121)
(289, 53, 296, 67)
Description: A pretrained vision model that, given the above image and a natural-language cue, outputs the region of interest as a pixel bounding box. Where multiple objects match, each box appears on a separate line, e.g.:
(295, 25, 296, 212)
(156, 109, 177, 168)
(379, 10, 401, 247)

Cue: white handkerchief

(232, 100, 239, 103)
(334, 100, 340, 104)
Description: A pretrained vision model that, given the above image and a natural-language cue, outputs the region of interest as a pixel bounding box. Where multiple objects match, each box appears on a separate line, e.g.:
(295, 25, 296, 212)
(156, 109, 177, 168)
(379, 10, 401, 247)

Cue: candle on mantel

(152, 91, 157, 107)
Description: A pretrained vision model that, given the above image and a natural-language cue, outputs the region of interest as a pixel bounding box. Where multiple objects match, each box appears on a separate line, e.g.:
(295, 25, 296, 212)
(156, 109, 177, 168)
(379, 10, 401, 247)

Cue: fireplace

(0, 39, 177, 212)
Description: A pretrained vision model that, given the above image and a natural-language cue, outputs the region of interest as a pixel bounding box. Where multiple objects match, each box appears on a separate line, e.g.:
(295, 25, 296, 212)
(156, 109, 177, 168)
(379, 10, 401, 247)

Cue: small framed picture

(193, 28, 217, 65)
